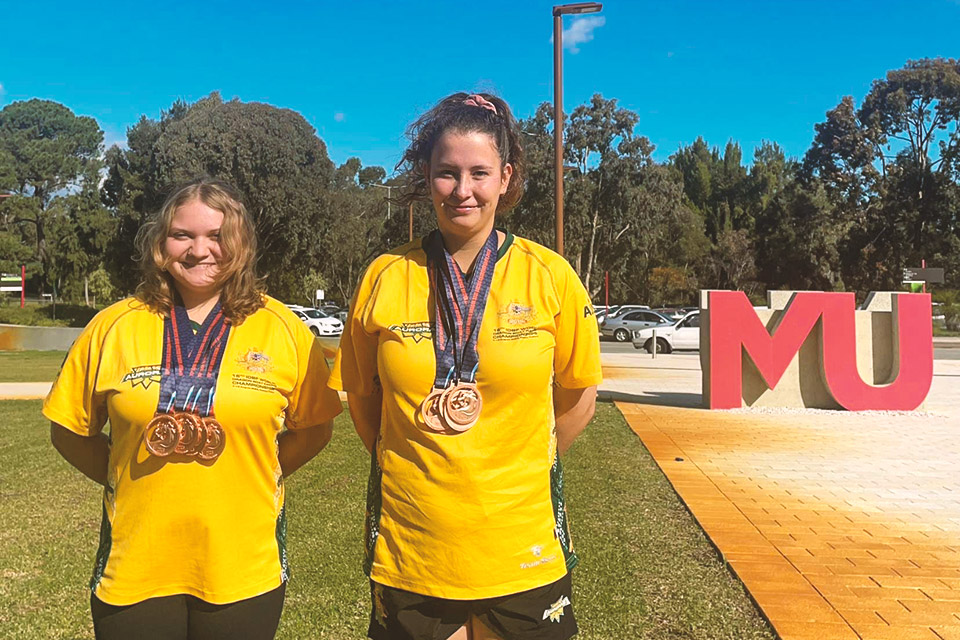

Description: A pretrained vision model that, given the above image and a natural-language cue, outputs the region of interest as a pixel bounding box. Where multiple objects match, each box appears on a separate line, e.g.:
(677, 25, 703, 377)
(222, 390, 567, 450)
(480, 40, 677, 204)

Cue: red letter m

(704, 291, 933, 411)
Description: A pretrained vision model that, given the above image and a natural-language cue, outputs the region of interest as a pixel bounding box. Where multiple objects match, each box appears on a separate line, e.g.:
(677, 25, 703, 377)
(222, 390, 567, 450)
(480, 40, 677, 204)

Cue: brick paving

(617, 401, 960, 640)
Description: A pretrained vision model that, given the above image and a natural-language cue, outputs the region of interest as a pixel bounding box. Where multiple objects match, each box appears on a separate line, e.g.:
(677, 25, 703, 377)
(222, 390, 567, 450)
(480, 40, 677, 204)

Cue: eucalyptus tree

(0, 99, 105, 294)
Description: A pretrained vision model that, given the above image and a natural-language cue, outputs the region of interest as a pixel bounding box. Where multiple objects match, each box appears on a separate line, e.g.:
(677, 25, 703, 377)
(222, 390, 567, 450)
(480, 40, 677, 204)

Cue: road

(599, 339, 960, 360)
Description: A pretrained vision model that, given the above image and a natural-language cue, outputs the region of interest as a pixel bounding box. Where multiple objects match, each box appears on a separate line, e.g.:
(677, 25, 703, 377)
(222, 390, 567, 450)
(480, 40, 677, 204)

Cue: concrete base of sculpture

(699, 290, 932, 410)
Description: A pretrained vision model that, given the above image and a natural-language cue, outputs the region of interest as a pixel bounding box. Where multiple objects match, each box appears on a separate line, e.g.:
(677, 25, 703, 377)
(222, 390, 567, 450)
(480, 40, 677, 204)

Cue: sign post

(902, 265, 944, 287)
(1, 268, 24, 308)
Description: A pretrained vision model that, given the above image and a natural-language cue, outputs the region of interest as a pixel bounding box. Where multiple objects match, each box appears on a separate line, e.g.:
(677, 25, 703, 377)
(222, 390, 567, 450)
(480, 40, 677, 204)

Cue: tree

(104, 93, 337, 300)
(0, 99, 103, 294)
(801, 59, 960, 291)
(671, 138, 751, 242)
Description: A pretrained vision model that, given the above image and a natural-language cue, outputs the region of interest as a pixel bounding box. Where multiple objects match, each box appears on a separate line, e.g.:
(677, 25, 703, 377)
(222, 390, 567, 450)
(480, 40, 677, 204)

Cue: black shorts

(90, 582, 285, 640)
(367, 573, 577, 640)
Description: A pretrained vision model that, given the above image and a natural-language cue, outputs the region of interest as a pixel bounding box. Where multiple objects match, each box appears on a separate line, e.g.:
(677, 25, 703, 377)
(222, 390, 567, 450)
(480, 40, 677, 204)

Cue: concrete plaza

(603, 350, 960, 640)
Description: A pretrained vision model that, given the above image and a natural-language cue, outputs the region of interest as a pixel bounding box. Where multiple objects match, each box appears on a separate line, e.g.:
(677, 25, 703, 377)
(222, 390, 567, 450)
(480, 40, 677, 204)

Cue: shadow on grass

(599, 389, 702, 408)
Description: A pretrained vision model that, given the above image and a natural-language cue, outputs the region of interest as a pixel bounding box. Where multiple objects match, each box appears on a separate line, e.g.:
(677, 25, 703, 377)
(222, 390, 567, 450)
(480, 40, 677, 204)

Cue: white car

(631, 310, 700, 354)
(286, 305, 343, 336)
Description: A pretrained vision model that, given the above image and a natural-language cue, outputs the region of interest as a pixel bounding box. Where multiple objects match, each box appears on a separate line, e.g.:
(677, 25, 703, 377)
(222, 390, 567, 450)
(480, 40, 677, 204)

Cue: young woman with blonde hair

(44, 177, 341, 640)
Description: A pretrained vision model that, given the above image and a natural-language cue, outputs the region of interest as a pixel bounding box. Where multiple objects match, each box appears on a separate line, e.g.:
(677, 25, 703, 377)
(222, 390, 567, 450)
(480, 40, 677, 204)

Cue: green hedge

(0, 304, 101, 328)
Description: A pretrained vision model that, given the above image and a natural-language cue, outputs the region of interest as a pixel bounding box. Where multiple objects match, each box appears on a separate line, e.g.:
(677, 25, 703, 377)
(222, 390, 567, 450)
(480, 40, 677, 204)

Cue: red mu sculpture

(702, 291, 933, 411)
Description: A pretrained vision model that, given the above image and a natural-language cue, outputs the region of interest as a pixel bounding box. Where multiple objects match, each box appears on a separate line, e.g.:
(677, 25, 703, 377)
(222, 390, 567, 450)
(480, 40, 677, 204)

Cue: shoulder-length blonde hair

(135, 178, 265, 324)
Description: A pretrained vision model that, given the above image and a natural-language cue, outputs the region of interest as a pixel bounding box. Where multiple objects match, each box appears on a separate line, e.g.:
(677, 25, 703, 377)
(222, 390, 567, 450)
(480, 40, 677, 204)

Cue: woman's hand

(50, 423, 110, 486)
(278, 421, 334, 477)
(554, 385, 597, 455)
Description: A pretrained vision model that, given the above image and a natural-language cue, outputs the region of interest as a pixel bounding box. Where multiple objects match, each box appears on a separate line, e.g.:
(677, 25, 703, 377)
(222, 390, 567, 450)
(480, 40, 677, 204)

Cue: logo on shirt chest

(493, 300, 539, 342)
(121, 364, 161, 389)
(388, 322, 433, 343)
(498, 301, 537, 326)
(236, 349, 273, 373)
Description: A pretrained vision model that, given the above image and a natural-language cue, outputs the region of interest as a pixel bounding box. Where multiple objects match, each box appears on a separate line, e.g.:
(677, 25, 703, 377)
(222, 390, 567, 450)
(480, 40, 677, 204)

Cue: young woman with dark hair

(331, 93, 602, 640)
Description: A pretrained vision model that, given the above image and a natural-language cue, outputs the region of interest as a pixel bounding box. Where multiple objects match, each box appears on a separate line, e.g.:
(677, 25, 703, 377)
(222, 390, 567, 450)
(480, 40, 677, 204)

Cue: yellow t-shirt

(43, 296, 342, 606)
(329, 233, 602, 599)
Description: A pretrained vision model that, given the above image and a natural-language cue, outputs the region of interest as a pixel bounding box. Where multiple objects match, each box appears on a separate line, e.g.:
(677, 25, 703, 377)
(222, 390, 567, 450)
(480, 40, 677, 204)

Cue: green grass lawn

(0, 400, 774, 640)
(0, 351, 67, 382)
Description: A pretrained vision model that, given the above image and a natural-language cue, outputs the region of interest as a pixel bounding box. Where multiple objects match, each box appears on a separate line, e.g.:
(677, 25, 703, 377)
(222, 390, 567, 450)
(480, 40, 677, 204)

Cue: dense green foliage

(0, 399, 774, 639)
(1, 58, 958, 306)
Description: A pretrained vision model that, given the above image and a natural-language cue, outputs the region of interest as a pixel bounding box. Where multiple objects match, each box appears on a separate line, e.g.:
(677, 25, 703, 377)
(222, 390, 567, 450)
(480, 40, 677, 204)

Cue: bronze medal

(173, 412, 204, 456)
(425, 229, 498, 437)
(420, 388, 447, 432)
(440, 382, 482, 432)
(144, 413, 181, 457)
(198, 417, 226, 461)
(150, 304, 232, 462)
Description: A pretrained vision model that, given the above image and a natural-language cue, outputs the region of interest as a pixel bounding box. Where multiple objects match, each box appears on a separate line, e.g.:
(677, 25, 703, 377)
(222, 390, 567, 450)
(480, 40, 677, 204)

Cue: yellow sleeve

(553, 261, 603, 389)
(328, 262, 380, 396)
(285, 316, 343, 429)
(41, 312, 112, 436)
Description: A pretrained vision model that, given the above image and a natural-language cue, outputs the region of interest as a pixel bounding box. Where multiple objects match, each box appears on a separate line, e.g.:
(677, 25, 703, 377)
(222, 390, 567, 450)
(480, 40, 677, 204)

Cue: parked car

(594, 304, 618, 326)
(286, 304, 344, 336)
(653, 307, 685, 321)
(601, 309, 673, 342)
(604, 304, 651, 319)
(631, 310, 700, 353)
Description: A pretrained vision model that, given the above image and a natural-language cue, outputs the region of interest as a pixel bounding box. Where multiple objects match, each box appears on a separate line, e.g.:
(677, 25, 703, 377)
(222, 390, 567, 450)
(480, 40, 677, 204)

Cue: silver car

(600, 309, 672, 342)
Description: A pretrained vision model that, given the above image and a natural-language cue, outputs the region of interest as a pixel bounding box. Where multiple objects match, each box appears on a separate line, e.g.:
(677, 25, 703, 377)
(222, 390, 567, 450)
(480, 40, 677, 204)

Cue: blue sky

(1, 0, 958, 173)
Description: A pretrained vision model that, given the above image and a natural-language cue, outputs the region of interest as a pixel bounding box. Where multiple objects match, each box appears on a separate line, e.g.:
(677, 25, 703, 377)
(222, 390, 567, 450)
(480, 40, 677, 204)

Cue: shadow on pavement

(598, 389, 702, 408)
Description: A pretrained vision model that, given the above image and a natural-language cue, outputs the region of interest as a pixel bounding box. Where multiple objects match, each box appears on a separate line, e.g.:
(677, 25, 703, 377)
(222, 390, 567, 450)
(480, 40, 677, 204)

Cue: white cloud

(0, 82, 5, 95)
(334, 112, 345, 122)
(562, 16, 605, 54)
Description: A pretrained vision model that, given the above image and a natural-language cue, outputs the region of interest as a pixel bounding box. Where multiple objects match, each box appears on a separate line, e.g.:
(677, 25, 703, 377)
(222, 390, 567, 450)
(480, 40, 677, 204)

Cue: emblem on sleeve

(542, 596, 571, 622)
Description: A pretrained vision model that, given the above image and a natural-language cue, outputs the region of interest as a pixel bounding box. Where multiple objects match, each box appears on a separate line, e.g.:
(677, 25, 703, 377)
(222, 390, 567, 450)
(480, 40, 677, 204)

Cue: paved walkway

(0, 382, 51, 399)
(606, 354, 960, 640)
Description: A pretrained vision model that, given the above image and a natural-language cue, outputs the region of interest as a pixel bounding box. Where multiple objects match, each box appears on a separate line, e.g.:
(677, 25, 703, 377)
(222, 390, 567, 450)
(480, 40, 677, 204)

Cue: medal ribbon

(425, 229, 498, 388)
(156, 303, 232, 418)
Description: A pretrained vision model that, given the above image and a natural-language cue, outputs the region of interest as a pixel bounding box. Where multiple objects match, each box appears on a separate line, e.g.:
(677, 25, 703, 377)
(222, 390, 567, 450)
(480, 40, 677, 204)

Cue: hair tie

(463, 94, 498, 115)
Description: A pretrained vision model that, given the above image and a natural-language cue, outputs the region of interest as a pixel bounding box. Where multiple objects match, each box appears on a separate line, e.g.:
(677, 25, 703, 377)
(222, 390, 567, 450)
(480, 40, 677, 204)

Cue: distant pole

(20, 264, 25, 308)
(922, 258, 927, 294)
(409, 203, 414, 242)
(605, 270, 609, 313)
(552, 2, 602, 256)
(371, 184, 392, 219)
(553, 11, 564, 256)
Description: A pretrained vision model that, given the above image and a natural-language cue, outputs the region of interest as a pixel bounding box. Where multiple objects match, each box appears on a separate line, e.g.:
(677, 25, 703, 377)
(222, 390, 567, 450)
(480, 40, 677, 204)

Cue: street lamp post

(553, 2, 602, 256)
(370, 183, 392, 219)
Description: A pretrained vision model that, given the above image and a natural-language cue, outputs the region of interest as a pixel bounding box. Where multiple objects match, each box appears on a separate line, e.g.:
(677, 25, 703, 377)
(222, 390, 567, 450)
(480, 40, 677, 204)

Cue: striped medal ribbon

(143, 303, 231, 461)
(420, 229, 498, 433)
